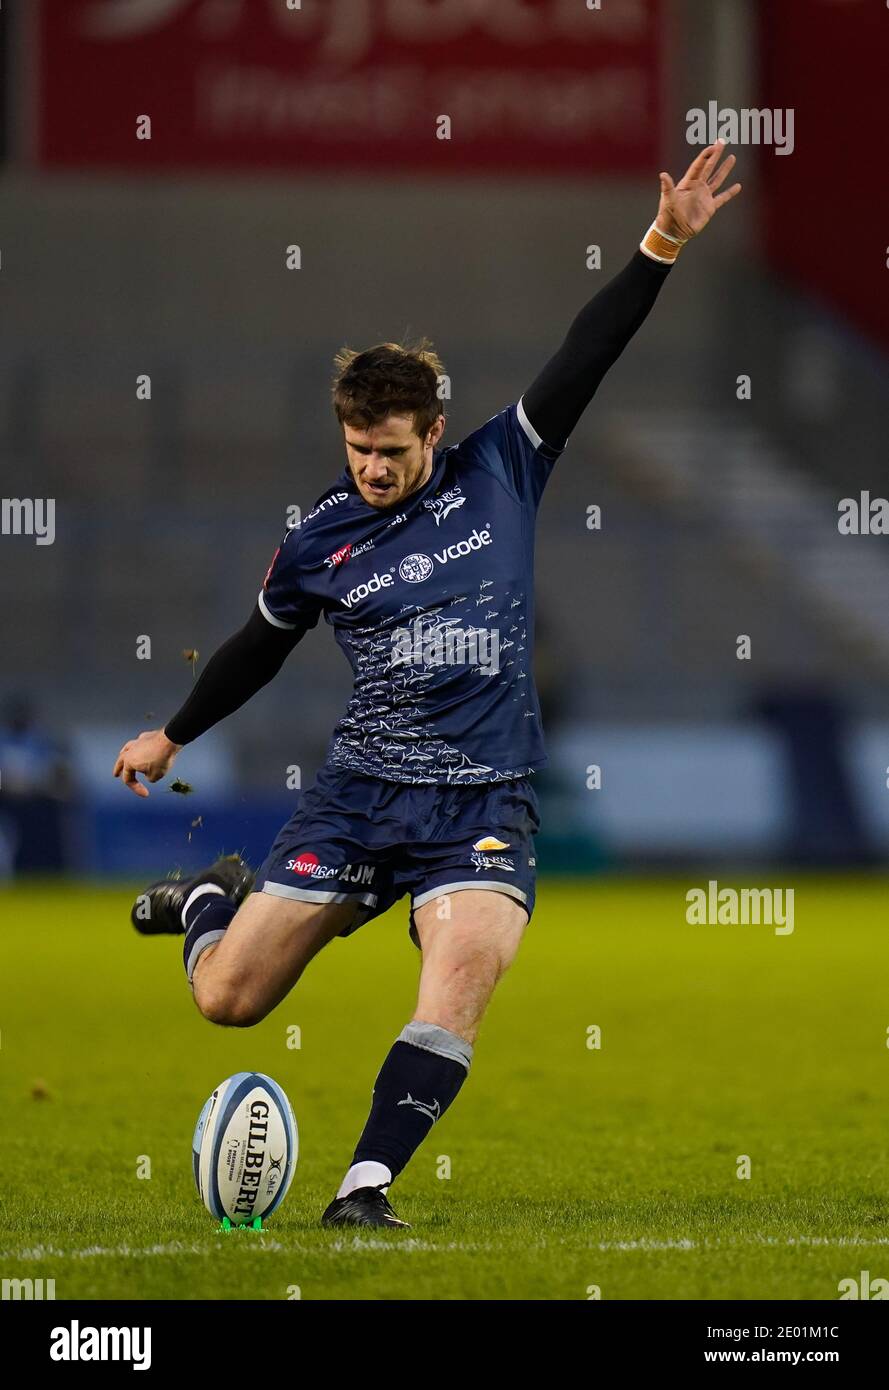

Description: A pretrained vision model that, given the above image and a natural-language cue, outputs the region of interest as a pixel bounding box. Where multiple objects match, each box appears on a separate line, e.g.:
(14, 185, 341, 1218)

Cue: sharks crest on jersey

(423, 486, 466, 525)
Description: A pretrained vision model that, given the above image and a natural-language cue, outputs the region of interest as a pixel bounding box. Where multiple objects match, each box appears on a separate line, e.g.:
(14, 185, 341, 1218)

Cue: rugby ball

(192, 1072, 297, 1224)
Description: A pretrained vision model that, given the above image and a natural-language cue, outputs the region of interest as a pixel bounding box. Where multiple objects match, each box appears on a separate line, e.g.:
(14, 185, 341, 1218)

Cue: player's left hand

(113, 728, 181, 798)
(656, 140, 742, 241)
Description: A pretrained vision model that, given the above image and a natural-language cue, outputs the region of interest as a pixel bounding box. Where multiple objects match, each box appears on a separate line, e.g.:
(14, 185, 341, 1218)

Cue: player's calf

(325, 890, 526, 1226)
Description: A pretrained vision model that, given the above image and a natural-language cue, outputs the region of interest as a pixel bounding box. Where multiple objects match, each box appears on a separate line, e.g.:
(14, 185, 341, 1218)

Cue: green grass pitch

(1, 877, 887, 1300)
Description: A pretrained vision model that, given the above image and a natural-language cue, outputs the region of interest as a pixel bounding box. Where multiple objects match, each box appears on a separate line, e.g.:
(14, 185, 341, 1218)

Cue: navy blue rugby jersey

(259, 401, 563, 785)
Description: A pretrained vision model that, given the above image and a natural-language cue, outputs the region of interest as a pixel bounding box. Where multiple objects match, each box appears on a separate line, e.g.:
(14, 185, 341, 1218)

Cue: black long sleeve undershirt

(163, 247, 673, 746)
(164, 604, 302, 746)
(522, 249, 672, 451)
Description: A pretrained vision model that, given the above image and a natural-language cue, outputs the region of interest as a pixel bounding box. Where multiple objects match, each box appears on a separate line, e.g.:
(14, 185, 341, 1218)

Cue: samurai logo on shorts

(286, 852, 338, 879)
(399, 552, 434, 584)
(284, 852, 375, 886)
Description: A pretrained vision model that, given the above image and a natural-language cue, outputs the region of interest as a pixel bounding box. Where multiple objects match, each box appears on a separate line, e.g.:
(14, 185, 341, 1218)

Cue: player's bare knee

(193, 978, 265, 1028)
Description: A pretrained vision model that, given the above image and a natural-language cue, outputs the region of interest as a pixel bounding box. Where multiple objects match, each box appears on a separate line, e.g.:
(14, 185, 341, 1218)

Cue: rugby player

(114, 144, 741, 1228)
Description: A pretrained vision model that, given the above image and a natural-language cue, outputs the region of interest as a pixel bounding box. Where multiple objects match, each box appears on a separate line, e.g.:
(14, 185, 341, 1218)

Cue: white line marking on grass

(0, 1245, 67, 1261)
(754, 1235, 889, 1249)
(1, 1237, 485, 1261)
(0, 1240, 285, 1261)
(326, 1238, 479, 1254)
(4, 1234, 889, 1262)
(591, 1236, 889, 1253)
(70, 1242, 283, 1259)
(595, 1239, 698, 1251)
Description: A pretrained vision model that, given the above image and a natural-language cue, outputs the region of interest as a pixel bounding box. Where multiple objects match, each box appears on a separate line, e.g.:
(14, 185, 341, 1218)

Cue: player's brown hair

(332, 339, 445, 440)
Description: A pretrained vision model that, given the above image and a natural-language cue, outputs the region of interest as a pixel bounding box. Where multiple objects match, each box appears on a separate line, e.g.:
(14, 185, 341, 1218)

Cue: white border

(261, 881, 378, 908)
(516, 396, 544, 452)
(257, 589, 296, 629)
(412, 880, 529, 911)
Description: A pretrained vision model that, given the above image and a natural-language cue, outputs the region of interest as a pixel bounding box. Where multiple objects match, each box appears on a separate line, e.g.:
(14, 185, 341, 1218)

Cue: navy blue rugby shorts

(255, 764, 540, 943)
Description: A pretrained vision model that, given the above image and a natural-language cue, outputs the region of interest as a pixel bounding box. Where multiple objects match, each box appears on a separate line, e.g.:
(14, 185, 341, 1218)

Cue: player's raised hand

(656, 140, 742, 241)
(113, 728, 181, 798)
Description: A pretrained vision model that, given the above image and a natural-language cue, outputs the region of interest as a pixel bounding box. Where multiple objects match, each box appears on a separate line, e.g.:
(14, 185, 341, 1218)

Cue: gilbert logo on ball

(192, 1073, 298, 1225)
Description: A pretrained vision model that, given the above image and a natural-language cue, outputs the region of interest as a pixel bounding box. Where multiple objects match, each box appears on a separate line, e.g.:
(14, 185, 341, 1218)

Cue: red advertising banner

(759, 0, 887, 349)
(33, 0, 663, 176)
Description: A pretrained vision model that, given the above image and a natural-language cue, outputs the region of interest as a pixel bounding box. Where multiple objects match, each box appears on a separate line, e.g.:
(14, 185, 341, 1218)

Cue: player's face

(344, 412, 444, 509)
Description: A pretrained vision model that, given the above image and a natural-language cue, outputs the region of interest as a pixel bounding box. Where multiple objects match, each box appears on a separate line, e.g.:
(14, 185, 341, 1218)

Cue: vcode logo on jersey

(434, 527, 493, 565)
(397, 528, 494, 586)
(343, 529, 495, 605)
(341, 570, 395, 608)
